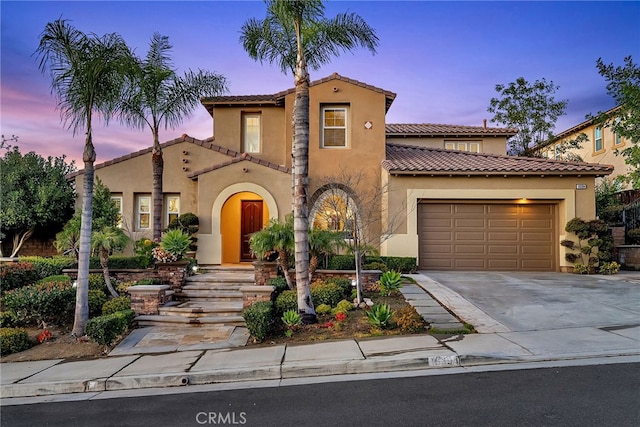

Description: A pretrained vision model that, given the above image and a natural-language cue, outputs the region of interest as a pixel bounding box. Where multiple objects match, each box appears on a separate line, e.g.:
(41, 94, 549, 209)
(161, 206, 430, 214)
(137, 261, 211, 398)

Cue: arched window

(309, 186, 359, 238)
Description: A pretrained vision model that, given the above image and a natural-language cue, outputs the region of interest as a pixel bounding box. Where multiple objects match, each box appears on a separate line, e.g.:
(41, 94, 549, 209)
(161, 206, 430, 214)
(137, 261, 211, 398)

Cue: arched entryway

(220, 192, 270, 263)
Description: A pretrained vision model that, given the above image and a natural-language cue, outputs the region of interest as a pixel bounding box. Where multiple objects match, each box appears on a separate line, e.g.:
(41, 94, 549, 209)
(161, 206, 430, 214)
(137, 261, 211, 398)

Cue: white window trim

(444, 141, 481, 153)
(137, 195, 151, 230)
(594, 127, 603, 152)
(242, 113, 261, 153)
(111, 195, 123, 228)
(166, 195, 180, 227)
(321, 106, 348, 148)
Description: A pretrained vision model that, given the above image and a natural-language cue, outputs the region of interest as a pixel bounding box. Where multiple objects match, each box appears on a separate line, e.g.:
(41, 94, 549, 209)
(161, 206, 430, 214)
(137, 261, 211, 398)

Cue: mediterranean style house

(535, 106, 630, 185)
(72, 73, 613, 272)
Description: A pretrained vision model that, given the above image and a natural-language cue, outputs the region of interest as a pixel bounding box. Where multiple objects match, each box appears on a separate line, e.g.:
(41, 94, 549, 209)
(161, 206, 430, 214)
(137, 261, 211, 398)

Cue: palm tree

(36, 19, 131, 336)
(241, 0, 378, 323)
(250, 216, 295, 289)
(91, 226, 129, 298)
(308, 227, 346, 281)
(118, 33, 227, 241)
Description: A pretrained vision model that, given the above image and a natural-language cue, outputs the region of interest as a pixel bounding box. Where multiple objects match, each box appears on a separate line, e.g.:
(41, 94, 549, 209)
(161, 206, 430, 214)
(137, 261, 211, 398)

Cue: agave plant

(160, 229, 192, 260)
(366, 303, 394, 329)
(379, 270, 403, 296)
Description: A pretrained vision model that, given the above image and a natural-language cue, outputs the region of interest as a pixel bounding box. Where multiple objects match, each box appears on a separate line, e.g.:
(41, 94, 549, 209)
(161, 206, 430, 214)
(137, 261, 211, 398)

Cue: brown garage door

(418, 202, 556, 271)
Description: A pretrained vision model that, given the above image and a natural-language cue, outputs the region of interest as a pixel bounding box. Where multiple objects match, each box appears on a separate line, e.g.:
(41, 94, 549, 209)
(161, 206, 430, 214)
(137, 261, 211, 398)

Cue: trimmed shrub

(85, 309, 135, 346)
(380, 257, 417, 274)
(325, 277, 352, 298)
(88, 290, 108, 318)
(19, 256, 76, 279)
(102, 296, 131, 315)
(336, 299, 354, 313)
(102, 255, 150, 269)
(37, 275, 71, 285)
(311, 281, 343, 307)
(0, 262, 40, 293)
(0, 327, 31, 356)
(88, 273, 108, 292)
(268, 277, 289, 296)
(1, 280, 75, 325)
(315, 304, 332, 315)
(0, 311, 18, 328)
(364, 261, 388, 272)
(327, 255, 355, 270)
(275, 290, 297, 314)
(135, 278, 162, 286)
(116, 280, 137, 295)
(242, 301, 274, 342)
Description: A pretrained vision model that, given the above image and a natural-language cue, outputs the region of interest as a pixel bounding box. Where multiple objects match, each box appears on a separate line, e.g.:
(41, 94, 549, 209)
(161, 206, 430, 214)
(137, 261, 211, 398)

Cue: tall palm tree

(241, 0, 378, 323)
(118, 33, 227, 241)
(91, 226, 129, 298)
(36, 19, 131, 336)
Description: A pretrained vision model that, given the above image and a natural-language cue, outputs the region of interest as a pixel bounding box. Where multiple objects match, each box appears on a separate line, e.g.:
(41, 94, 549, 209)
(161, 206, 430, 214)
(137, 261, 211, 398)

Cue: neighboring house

(71, 73, 612, 272)
(535, 106, 630, 184)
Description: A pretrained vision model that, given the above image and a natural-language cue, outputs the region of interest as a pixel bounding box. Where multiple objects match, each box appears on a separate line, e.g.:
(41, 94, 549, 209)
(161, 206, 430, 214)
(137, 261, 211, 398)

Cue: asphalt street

(2, 362, 639, 427)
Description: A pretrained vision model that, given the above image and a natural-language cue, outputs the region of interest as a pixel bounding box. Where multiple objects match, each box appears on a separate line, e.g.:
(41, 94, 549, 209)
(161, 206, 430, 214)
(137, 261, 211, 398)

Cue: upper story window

(242, 113, 261, 153)
(322, 106, 348, 148)
(166, 195, 180, 227)
(137, 195, 151, 230)
(614, 118, 623, 147)
(111, 195, 123, 228)
(594, 127, 603, 152)
(444, 141, 480, 153)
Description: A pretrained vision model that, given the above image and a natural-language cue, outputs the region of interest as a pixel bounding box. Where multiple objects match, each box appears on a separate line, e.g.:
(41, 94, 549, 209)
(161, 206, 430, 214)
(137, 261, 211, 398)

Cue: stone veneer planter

(616, 245, 640, 269)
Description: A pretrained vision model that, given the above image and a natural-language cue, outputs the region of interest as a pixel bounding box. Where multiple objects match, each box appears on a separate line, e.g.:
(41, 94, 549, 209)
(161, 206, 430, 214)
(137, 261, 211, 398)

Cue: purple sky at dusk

(1, 1, 639, 166)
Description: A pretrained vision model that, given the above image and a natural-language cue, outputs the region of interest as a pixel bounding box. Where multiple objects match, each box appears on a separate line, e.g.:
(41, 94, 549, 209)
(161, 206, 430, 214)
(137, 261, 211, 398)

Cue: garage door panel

(419, 203, 556, 271)
(488, 232, 519, 241)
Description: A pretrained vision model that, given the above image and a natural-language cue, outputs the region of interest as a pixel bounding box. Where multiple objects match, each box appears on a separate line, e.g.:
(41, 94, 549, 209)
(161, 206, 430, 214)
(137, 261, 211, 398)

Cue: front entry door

(240, 200, 263, 261)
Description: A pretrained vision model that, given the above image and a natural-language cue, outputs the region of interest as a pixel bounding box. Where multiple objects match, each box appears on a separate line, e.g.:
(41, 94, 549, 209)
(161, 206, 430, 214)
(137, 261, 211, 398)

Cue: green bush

(37, 275, 71, 285)
(1, 280, 75, 325)
(104, 255, 152, 269)
(102, 296, 131, 315)
(0, 311, 18, 327)
(88, 290, 108, 318)
(366, 304, 395, 329)
(275, 290, 297, 314)
(315, 304, 332, 315)
(85, 309, 135, 346)
(310, 281, 343, 307)
(0, 262, 40, 293)
(380, 257, 417, 274)
(133, 238, 158, 268)
(88, 273, 108, 292)
(19, 256, 76, 279)
(364, 261, 388, 272)
(325, 277, 352, 298)
(268, 277, 289, 295)
(327, 255, 355, 270)
(336, 299, 354, 313)
(0, 327, 32, 356)
(242, 301, 274, 342)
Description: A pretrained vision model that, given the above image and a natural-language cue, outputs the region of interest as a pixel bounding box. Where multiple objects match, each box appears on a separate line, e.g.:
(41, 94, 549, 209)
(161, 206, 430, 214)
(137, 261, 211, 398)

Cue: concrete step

(181, 283, 244, 291)
(159, 302, 243, 318)
(175, 289, 244, 299)
(186, 273, 254, 285)
(135, 314, 245, 327)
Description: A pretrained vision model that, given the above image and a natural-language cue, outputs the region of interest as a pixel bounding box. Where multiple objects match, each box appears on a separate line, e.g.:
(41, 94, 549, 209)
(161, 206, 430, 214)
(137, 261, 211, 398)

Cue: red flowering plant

(335, 312, 347, 322)
(322, 321, 334, 329)
(37, 329, 52, 343)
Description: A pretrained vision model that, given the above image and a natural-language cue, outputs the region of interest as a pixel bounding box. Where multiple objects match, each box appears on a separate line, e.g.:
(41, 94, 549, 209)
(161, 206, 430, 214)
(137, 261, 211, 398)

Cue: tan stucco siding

(212, 106, 286, 167)
(386, 136, 508, 155)
(381, 173, 598, 270)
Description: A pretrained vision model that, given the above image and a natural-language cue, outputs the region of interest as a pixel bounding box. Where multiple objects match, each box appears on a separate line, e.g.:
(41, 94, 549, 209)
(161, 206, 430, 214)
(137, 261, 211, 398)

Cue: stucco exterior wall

(386, 136, 508, 155)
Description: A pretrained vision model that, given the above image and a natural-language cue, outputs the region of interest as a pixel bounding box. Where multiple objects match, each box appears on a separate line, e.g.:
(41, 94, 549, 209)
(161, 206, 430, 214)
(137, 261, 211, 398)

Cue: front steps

(135, 267, 254, 328)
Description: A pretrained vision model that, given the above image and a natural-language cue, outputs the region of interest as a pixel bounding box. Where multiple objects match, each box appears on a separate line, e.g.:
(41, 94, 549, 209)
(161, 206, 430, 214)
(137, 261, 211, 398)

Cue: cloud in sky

(1, 1, 638, 164)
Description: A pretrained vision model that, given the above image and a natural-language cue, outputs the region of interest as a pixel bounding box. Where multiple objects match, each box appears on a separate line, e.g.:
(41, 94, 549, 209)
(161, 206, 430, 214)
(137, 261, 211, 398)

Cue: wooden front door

(240, 200, 263, 261)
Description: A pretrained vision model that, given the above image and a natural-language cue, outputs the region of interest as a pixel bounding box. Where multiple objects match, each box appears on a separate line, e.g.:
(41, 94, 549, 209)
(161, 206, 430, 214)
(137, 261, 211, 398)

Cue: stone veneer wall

(617, 245, 640, 269)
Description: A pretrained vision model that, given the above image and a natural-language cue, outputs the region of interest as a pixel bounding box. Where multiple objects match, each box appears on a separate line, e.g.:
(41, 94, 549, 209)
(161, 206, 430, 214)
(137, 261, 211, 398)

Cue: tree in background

(36, 19, 131, 336)
(488, 77, 580, 157)
(118, 33, 227, 241)
(0, 147, 75, 257)
(241, 0, 378, 323)
(593, 56, 640, 187)
(55, 178, 120, 259)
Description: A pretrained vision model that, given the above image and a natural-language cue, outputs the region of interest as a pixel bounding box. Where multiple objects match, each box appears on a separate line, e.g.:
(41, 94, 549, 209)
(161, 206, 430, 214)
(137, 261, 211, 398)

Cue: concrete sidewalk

(2, 272, 639, 401)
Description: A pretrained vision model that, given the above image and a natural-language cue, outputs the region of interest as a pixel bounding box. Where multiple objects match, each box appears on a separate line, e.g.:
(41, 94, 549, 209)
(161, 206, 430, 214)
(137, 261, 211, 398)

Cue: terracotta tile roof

(202, 72, 397, 113)
(386, 123, 518, 137)
(68, 134, 290, 179)
(383, 143, 614, 176)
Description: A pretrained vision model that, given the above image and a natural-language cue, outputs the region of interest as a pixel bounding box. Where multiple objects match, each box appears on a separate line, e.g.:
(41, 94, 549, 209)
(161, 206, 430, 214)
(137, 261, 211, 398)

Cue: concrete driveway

(420, 271, 640, 334)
